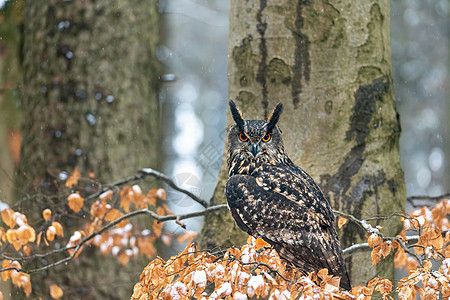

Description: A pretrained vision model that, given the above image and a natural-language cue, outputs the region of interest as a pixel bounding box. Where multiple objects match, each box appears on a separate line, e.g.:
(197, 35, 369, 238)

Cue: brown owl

(225, 100, 351, 290)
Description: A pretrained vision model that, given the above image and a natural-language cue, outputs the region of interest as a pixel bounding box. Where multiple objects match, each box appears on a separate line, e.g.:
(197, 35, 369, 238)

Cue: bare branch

(335, 209, 424, 266)
(139, 168, 209, 207)
(235, 259, 293, 283)
(83, 168, 209, 207)
(343, 243, 370, 256)
(0, 204, 228, 273)
(343, 236, 420, 257)
(407, 192, 450, 207)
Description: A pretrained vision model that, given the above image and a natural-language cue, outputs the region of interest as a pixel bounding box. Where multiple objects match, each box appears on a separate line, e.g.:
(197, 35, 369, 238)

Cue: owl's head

(227, 100, 285, 166)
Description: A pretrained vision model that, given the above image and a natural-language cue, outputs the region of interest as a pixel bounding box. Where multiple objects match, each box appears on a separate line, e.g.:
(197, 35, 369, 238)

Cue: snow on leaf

(52, 222, 64, 237)
(66, 231, 83, 256)
(247, 275, 265, 298)
(46, 225, 56, 242)
(42, 208, 52, 221)
(367, 233, 382, 248)
(156, 188, 166, 200)
(99, 190, 113, 202)
(165, 281, 188, 300)
(192, 270, 207, 288)
(441, 258, 450, 276)
(236, 270, 251, 286)
(210, 282, 232, 299)
(234, 292, 248, 300)
(214, 263, 225, 279)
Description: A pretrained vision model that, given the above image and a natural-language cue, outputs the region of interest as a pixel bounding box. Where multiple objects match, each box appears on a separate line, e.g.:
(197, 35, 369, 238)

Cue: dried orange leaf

(42, 208, 52, 221)
(375, 278, 393, 295)
(368, 233, 383, 248)
(176, 231, 198, 243)
(120, 196, 131, 213)
(36, 231, 43, 246)
(156, 188, 166, 200)
(371, 248, 382, 265)
(68, 192, 84, 213)
(1, 208, 15, 228)
(338, 217, 348, 228)
(52, 222, 64, 237)
(255, 238, 270, 249)
(152, 220, 163, 237)
(394, 247, 408, 269)
(105, 209, 121, 222)
(23, 245, 31, 256)
(156, 206, 165, 216)
(99, 190, 113, 202)
(90, 200, 107, 218)
(46, 226, 56, 242)
(65, 168, 81, 187)
(50, 284, 63, 299)
(119, 252, 130, 266)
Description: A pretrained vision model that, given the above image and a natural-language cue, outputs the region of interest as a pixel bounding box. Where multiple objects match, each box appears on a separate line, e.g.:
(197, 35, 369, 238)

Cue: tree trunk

(199, 0, 405, 287)
(16, 0, 160, 298)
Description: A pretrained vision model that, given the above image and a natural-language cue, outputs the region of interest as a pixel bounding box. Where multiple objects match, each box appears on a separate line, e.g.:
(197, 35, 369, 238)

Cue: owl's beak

(251, 143, 261, 157)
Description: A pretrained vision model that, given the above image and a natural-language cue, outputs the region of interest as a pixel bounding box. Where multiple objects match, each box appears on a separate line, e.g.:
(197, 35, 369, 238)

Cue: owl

(225, 100, 351, 290)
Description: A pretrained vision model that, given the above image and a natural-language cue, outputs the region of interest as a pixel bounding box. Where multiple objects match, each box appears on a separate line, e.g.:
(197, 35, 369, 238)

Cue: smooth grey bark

(199, 0, 405, 287)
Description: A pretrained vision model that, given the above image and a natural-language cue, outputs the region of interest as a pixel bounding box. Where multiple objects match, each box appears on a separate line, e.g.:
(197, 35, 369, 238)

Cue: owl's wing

(226, 169, 350, 290)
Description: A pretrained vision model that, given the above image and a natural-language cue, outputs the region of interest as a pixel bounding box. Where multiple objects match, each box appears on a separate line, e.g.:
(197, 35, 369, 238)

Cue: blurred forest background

(0, 0, 448, 298)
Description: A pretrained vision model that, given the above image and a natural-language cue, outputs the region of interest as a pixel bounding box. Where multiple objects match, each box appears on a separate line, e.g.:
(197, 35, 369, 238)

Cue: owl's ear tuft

(229, 100, 246, 132)
(267, 103, 283, 132)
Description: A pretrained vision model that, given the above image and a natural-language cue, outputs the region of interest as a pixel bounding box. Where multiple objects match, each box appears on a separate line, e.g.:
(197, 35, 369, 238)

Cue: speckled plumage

(226, 101, 351, 290)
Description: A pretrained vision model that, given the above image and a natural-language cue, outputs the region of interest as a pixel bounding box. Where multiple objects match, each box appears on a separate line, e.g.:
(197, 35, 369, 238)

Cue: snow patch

(247, 275, 264, 297)
(192, 270, 207, 287)
(165, 281, 187, 300)
(233, 292, 248, 300)
(269, 289, 290, 300)
(210, 282, 232, 299)
(132, 184, 143, 194)
(215, 264, 225, 278)
(442, 258, 450, 275)
(237, 271, 250, 285)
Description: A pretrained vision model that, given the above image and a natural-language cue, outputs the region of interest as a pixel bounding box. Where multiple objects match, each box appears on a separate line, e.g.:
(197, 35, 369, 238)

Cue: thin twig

(335, 210, 424, 266)
(235, 259, 293, 283)
(343, 236, 420, 256)
(139, 168, 209, 207)
(13, 168, 210, 209)
(0, 204, 228, 272)
(407, 192, 450, 206)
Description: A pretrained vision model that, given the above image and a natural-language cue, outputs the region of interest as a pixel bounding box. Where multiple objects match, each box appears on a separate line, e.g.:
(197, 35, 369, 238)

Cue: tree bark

(16, 0, 160, 298)
(199, 0, 405, 287)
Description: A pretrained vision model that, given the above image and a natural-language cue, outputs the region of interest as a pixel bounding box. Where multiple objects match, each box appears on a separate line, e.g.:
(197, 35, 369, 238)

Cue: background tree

(14, 0, 161, 298)
(199, 0, 405, 286)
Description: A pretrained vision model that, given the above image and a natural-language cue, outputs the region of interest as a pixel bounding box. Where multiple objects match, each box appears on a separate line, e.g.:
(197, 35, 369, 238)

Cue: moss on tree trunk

(199, 0, 405, 286)
(16, 0, 160, 298)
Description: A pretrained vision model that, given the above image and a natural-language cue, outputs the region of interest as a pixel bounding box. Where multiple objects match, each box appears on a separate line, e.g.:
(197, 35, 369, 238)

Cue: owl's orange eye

(262, 133, 271, 142)
(239, 133, 248, 142)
